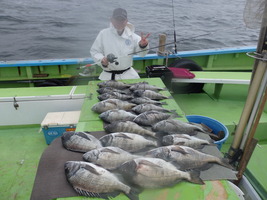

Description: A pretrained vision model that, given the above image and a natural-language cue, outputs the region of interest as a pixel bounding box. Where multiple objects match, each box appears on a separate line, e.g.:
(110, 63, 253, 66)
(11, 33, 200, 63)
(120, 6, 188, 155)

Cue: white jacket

(90, 22, 149, 80)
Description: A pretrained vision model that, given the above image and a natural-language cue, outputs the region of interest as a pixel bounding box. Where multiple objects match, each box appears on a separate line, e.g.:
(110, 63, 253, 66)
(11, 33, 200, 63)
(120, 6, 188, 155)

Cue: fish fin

(168, 95, 174, 99)
(170, 146, 188, 155)
(139, 160, 163, 169)
(77, 132, 92, 140)
(115, 133, 134, 140)
(101, 148, 121, 154)
(188, 170, 205, 185)
(83, 165, 102, 176)
(74, 187, 120, 199)
(175, 142, 186, 146)
(198, 163, 213, 171)
(219, 158, 234, 169)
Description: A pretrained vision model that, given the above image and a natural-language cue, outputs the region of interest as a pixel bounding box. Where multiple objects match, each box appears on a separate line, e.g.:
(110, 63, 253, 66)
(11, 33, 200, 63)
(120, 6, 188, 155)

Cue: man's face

(111, 18, 128, 31)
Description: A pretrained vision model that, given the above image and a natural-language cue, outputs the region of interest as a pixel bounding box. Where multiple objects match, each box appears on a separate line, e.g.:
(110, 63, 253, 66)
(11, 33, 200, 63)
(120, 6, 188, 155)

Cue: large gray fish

(99, 109, 137, 123)
(104, 121, 157, 138)
(133, 111, 180, 126)
(97, 80, 131, 89)
(65, 161, 139, 200)
(83, 146, 140, 170)
(99, 132, 158, 153)
(145, 145, 232, 170)
(98, 92, 133, 101)
(61, 131, 102, 153)
(97, 87, 130, 95)
(118, 157, 204, 189)
(92, 99, 136, 114)
(152, 119, 209, 135)
(132, 103, 176, 114)
(129, 82, 165, 92)
(133, 90, 169, 100)
(131, 97, 167, 105)
(162, 134, 213, 149)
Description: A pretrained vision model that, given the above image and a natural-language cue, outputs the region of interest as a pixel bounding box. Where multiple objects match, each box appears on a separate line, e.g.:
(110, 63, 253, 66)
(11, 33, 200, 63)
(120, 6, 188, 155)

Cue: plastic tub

(186, 115, 229, 150)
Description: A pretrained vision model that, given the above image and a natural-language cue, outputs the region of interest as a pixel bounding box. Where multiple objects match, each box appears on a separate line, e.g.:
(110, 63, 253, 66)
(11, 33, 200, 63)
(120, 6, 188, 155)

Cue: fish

(99, 132, 158, 153)
(117, 157, 204, 189)
(65, 161, 139, 200)
(132, 103, 176, 114)
(144, 145, 232, 170)
(92, 99, 136, 113)
(104, 121, 157, 138)
(162, 134, 214, 149)
(98, 92, 133, 101)
(97, 80, 131, 89)
(83, 146, 140, 170)
(152, 119, 209, 135)
(97, 87, 130, 95)
(61, 131, 102, 153)
(129, 82, 165, 92)
(133, 111, 180, 126)
(133, 90, 169, 100)
(131, 97, 167, 105)
(99, 109, 137, 123)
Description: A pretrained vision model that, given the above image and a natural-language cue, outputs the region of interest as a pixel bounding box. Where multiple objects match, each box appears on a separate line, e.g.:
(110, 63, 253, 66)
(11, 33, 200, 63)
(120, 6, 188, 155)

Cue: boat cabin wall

(0, 99, 83, 126)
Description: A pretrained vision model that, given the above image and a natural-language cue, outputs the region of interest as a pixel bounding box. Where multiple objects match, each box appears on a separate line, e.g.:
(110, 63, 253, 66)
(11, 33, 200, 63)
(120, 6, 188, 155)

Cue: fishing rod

(128, 32, 212, 55)
(171, 0, 177, 54)
(129, 24, 244, 55)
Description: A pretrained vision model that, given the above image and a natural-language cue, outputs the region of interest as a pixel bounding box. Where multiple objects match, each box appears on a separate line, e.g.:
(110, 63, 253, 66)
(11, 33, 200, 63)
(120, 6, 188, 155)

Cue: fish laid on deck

(162, 134, 213, 149)
(132, 103, 176, 114)
(129, 82, 165, 92)
(97, 87, 130, 95)
(92, 99, 136, 113)
(133, 90, 169, 100)
(99, 109, 137, 123)
(104, 121, 157, 138)
(83, 146, 140, 170)
(145, 145, 232, 170)
(65, 161, 139, 200)
(152, 119, 209, 135)
(97, 80, 131, 89)
(117, 157, 204, 189)
(61, 131, 102, 153)
(131, 97, 167, 105)
(98, 92, 133, 101)
(133, 111, 180, 126)
(99, 132, 158, 153)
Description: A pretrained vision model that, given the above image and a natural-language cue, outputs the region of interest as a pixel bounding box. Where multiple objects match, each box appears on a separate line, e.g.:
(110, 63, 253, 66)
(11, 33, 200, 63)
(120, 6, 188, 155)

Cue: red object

(168, 67, 195, 79)
(85, 64, 92, 67)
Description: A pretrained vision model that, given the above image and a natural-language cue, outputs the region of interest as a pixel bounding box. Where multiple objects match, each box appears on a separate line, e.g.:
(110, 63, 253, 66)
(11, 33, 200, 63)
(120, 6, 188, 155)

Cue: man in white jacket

(87, 8, 150, 80)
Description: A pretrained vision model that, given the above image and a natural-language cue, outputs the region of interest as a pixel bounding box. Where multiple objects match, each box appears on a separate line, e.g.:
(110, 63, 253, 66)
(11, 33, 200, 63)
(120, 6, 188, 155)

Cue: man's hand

(101, 57, 109, 67)
(139, 32, 150, 48)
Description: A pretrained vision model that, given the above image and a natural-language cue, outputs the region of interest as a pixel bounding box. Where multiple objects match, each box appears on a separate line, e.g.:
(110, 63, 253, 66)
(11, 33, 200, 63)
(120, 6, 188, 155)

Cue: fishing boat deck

(1, 79, 266, 199)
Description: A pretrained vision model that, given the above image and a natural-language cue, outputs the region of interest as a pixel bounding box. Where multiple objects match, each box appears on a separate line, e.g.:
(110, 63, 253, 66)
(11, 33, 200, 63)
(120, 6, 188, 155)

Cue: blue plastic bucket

(186, 115, 229, 150)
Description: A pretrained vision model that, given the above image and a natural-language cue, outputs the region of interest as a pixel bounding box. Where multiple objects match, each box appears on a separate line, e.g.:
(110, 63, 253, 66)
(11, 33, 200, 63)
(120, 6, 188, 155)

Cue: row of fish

(63, 80, 230, 200)
(62, 131, 231, 200)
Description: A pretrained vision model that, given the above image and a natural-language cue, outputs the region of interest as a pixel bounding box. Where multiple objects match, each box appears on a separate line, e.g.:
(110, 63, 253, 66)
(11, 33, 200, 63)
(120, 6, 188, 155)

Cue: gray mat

(30, 131, 236, 200)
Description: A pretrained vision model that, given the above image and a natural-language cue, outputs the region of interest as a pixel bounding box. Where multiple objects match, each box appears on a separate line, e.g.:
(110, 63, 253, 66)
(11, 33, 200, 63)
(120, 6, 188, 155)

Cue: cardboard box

(41, 111, 80, 144)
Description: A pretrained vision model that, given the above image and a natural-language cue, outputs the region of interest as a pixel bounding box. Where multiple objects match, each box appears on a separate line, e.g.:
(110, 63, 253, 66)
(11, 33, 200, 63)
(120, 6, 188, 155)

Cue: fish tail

(160, 102, 168, 105)
(189, 170, 205, 185)
(170, 113, 182, 119)
(218, 158, 233, 169)
(125, 187, 141, 200)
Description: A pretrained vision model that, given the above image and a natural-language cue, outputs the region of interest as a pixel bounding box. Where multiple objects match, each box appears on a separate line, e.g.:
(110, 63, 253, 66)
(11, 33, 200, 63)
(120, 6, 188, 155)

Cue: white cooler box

(41, 111, 81, 144)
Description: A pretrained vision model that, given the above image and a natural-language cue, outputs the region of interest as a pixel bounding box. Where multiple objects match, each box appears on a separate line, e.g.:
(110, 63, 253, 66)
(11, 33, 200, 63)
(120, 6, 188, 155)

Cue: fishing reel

(107, 53, 119, 65)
